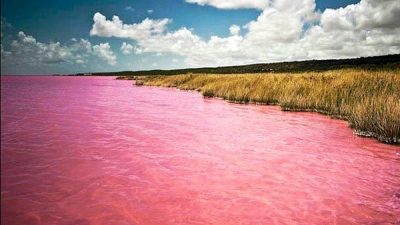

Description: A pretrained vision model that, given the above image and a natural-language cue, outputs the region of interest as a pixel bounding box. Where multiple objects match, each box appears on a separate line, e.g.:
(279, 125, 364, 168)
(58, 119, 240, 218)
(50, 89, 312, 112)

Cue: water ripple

(1, 76, 399, 225)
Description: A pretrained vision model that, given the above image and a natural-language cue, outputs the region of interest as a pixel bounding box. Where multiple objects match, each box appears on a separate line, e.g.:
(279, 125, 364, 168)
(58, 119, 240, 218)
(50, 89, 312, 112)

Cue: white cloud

(1, 31, 118, 67)
(185, 0, 269, 10)
(147, 9, 154, 14)
(90, 12, 170, 40)
(246, 0, 318, 43)
(300, 0, 400, 59)
(120, 42, 134, 54)
(93, 43, 117, 65)
(1, 44, 11, 60)
(120, 42, 143, 55)
(90, 0, 400, 67)
(229, 25, 240, 36)
(134, 47, 143, 54)
(7, 32, 83, 64)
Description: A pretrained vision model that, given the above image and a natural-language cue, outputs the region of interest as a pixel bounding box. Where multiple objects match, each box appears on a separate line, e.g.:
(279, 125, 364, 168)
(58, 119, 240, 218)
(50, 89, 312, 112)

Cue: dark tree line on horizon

(73, 54, 400, 76)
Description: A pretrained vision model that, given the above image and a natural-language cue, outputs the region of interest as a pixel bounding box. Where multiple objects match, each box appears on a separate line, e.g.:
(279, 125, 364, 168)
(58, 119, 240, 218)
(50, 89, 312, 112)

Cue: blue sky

(2, 0, 398, 75)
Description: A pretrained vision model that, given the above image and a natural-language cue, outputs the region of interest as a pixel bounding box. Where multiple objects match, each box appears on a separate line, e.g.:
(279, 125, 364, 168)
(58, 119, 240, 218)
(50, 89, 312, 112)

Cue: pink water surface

(1, 76, 399, 225)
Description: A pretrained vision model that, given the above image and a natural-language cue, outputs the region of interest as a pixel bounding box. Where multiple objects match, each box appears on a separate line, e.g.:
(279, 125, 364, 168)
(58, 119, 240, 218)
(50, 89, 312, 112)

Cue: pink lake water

(1, 76, 399, 225)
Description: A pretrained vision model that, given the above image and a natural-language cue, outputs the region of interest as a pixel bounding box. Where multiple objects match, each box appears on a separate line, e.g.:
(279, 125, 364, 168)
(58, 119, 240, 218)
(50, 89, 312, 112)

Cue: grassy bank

(122, 69, 400, 144)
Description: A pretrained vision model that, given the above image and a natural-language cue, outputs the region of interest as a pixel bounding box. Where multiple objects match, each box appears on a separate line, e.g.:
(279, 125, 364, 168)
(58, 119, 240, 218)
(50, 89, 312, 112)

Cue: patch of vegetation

(129, 69, 400, 144)
(88, 54, 399, 76)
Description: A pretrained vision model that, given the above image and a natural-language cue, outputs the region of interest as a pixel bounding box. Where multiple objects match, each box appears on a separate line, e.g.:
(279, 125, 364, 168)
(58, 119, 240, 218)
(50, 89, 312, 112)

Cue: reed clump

(131, 69, 400, 144)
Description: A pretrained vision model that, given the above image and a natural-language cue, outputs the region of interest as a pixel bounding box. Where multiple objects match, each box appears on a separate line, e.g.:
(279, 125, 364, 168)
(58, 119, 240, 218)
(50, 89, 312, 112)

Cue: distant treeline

(75, 54, 400, 76)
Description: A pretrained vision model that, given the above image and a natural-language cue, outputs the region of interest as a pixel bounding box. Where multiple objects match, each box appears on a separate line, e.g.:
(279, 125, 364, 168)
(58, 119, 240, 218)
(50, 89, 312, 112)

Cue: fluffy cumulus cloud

(5, 32, 90, 64)
(229, 25, 240, 36)
(93, 43, 117, 65)
(120, 42, 143, 55)
(120, 42, 134, 54)
(90, 12, 170, 40)
(1, 31, 117, 68)
(90, 0, 400, 67)
(301, 0, 400, 58)
(185, 0, 269, 10)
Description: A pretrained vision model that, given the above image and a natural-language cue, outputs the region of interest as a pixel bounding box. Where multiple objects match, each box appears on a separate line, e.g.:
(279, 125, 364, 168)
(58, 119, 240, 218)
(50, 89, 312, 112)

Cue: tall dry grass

(129, 69, 400, 144)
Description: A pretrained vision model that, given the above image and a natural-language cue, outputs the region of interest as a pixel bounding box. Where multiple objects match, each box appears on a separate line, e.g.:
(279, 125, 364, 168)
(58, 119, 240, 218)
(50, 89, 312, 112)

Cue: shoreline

(144, 84, 398, 144)
(117, 69, 400, 145)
